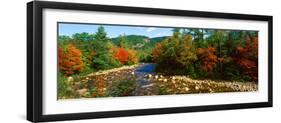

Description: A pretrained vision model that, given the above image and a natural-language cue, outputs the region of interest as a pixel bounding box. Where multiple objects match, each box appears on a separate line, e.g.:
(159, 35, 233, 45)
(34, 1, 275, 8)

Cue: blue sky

(59, 23, 173, 38)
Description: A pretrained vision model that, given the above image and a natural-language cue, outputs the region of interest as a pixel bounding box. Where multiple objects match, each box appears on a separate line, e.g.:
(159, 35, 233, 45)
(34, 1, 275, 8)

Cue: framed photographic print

(27, 1, 273, 122)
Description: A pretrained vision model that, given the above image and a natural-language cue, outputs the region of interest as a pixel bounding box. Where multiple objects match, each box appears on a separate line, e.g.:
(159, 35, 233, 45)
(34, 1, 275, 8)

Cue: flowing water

(135, 63, 157, 85)
(133, 63, 158, 95)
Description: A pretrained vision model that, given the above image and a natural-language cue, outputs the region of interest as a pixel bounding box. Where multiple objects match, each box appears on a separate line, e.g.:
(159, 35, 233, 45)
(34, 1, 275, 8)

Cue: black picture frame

(27, 1, 273, 122)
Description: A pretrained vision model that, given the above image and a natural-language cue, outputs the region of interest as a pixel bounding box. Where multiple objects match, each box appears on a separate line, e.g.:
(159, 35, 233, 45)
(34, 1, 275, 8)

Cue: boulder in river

(147, 74, 152, 78)
(155, 75, 159, 79)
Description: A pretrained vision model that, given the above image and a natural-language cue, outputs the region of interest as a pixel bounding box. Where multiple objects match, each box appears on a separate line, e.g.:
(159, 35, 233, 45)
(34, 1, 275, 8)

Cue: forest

(58, 24, 258, 99)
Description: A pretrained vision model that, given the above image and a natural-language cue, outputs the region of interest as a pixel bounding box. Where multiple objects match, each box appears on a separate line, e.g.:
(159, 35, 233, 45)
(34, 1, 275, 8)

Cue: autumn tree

(58, 44, 84, 76)
(196, 47, 218, 72)
(152, 43, 164, 63)
(152, 29, 180, 66)
(175, 35, 197, 67)
(128, 49, 138, 64)
(234, 35, 258, 81)
(113, 48, 129, 64)
(152, 29, 197, 74)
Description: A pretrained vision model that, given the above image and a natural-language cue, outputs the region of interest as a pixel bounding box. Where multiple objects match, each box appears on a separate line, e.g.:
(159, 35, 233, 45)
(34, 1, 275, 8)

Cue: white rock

(148, 74, 152, 78)
(131, 72, 135, 75)
(142, 83, 154, 88)
(77, 88, 88, 95)
(67, 77, 74, 82)
(185, 87, 190, 91)
(155, 75, 159, 79)
(163, 79, 167, 82)
(195, 86, 199, 90)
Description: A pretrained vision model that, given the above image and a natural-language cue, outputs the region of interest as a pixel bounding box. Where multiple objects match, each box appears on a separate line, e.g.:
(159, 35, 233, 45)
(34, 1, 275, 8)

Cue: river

(133, 63, 159, 95)
(134, 63, 157, 85)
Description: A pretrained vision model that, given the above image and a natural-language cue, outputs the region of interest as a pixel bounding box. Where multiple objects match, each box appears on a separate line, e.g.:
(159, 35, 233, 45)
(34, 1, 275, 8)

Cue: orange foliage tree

(234, 35, 258, 81)
(197, 47, 218, 72)
(59, 44, 84, 76)
(113, 48, 129, 64)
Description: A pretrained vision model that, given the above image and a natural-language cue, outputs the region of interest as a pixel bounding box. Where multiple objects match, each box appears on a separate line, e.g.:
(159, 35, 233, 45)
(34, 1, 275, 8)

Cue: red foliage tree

(234, 35, 258, 81)
(113, 48, 129, 64)
(59, 44, 84, 76)
(197, 47, 218, 72)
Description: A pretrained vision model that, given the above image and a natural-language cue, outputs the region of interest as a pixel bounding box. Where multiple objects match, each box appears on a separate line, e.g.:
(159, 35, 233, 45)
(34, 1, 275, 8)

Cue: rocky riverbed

(64, 63, 258, 99)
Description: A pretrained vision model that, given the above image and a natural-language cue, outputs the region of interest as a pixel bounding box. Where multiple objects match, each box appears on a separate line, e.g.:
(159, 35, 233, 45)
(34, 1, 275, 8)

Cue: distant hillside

(111, 35, 168, 49)
(150, 36, 168, 42)
(111, 35, 149, 46)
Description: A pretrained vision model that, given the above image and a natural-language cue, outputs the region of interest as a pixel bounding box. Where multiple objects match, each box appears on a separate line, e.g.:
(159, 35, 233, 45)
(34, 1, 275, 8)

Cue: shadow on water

(135, 63, 157, 73)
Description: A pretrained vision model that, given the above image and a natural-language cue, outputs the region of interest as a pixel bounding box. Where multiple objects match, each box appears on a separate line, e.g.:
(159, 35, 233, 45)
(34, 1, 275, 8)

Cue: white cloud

(154, 31, 171, 37)
(146, 27, 157, 32)
(156, 32, 164, 37)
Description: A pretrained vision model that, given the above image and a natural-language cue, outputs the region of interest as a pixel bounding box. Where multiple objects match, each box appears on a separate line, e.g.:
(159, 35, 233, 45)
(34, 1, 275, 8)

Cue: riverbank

(62, 63, 258, 99)
(87, 64, 139, 76)
(151, 75, 257, 95)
